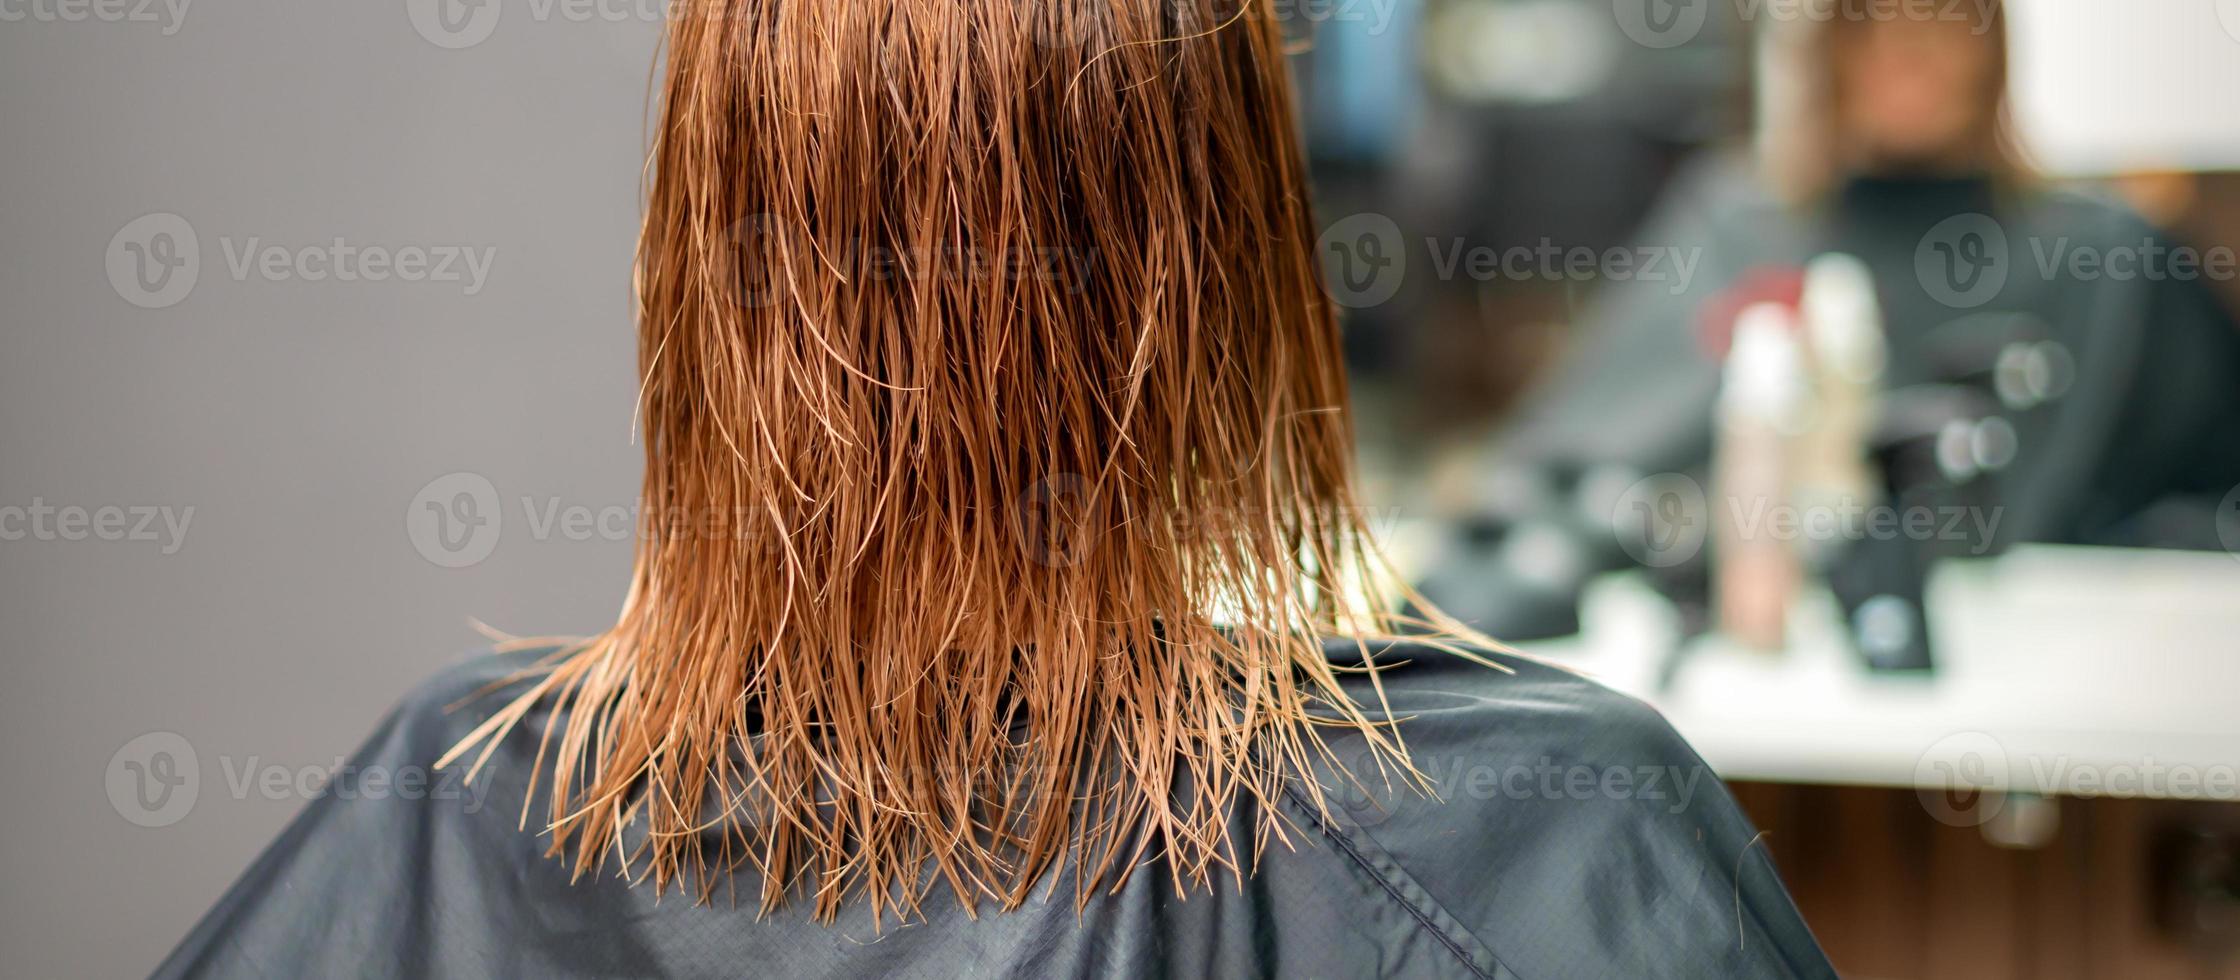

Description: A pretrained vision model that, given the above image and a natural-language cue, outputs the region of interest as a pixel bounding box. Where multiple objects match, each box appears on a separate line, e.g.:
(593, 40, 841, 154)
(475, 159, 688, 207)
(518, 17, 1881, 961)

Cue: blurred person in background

(1418, 0, 2240, 642)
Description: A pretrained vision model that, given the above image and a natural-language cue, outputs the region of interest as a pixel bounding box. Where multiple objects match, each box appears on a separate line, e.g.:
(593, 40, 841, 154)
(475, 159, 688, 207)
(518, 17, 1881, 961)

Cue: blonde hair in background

(439, 0, 1493, 924)
(1756, 0, 2033, 204)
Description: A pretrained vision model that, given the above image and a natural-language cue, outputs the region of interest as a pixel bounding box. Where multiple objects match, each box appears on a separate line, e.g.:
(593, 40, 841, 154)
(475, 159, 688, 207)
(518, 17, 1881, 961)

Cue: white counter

(1517, 546, 2240, 801)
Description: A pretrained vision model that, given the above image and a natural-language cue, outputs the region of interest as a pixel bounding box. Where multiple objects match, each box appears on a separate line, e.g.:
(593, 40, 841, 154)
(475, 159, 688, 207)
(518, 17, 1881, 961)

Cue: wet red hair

(442, 0, 1484, 922)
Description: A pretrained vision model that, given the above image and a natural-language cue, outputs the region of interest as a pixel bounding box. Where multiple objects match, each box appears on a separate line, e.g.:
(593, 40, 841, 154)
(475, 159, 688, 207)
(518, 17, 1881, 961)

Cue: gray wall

(0, 4, 664, 975)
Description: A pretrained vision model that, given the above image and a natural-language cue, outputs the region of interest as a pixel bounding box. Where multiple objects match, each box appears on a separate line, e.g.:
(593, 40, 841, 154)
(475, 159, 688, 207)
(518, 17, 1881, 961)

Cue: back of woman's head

(448, 0, 1462, 922)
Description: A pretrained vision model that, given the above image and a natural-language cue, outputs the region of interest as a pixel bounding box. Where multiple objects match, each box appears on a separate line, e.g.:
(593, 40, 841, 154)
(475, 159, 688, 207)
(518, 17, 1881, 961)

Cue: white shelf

(1519, 546, 2240, 800)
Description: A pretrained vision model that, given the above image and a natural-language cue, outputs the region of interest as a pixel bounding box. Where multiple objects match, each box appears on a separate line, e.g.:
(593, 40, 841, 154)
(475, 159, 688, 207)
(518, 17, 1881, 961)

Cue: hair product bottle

(1715, 303, 1807, 651)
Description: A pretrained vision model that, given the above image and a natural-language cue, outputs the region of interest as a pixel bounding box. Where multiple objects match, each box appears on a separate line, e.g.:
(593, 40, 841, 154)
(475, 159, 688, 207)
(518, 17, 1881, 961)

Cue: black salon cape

(151, 642, 1834, 979)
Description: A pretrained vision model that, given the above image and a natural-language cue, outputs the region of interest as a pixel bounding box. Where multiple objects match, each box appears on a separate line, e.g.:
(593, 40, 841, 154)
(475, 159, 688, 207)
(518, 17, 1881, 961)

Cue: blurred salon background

(1301, 0, 2240, 975)
(3, 1, 2238, 977)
